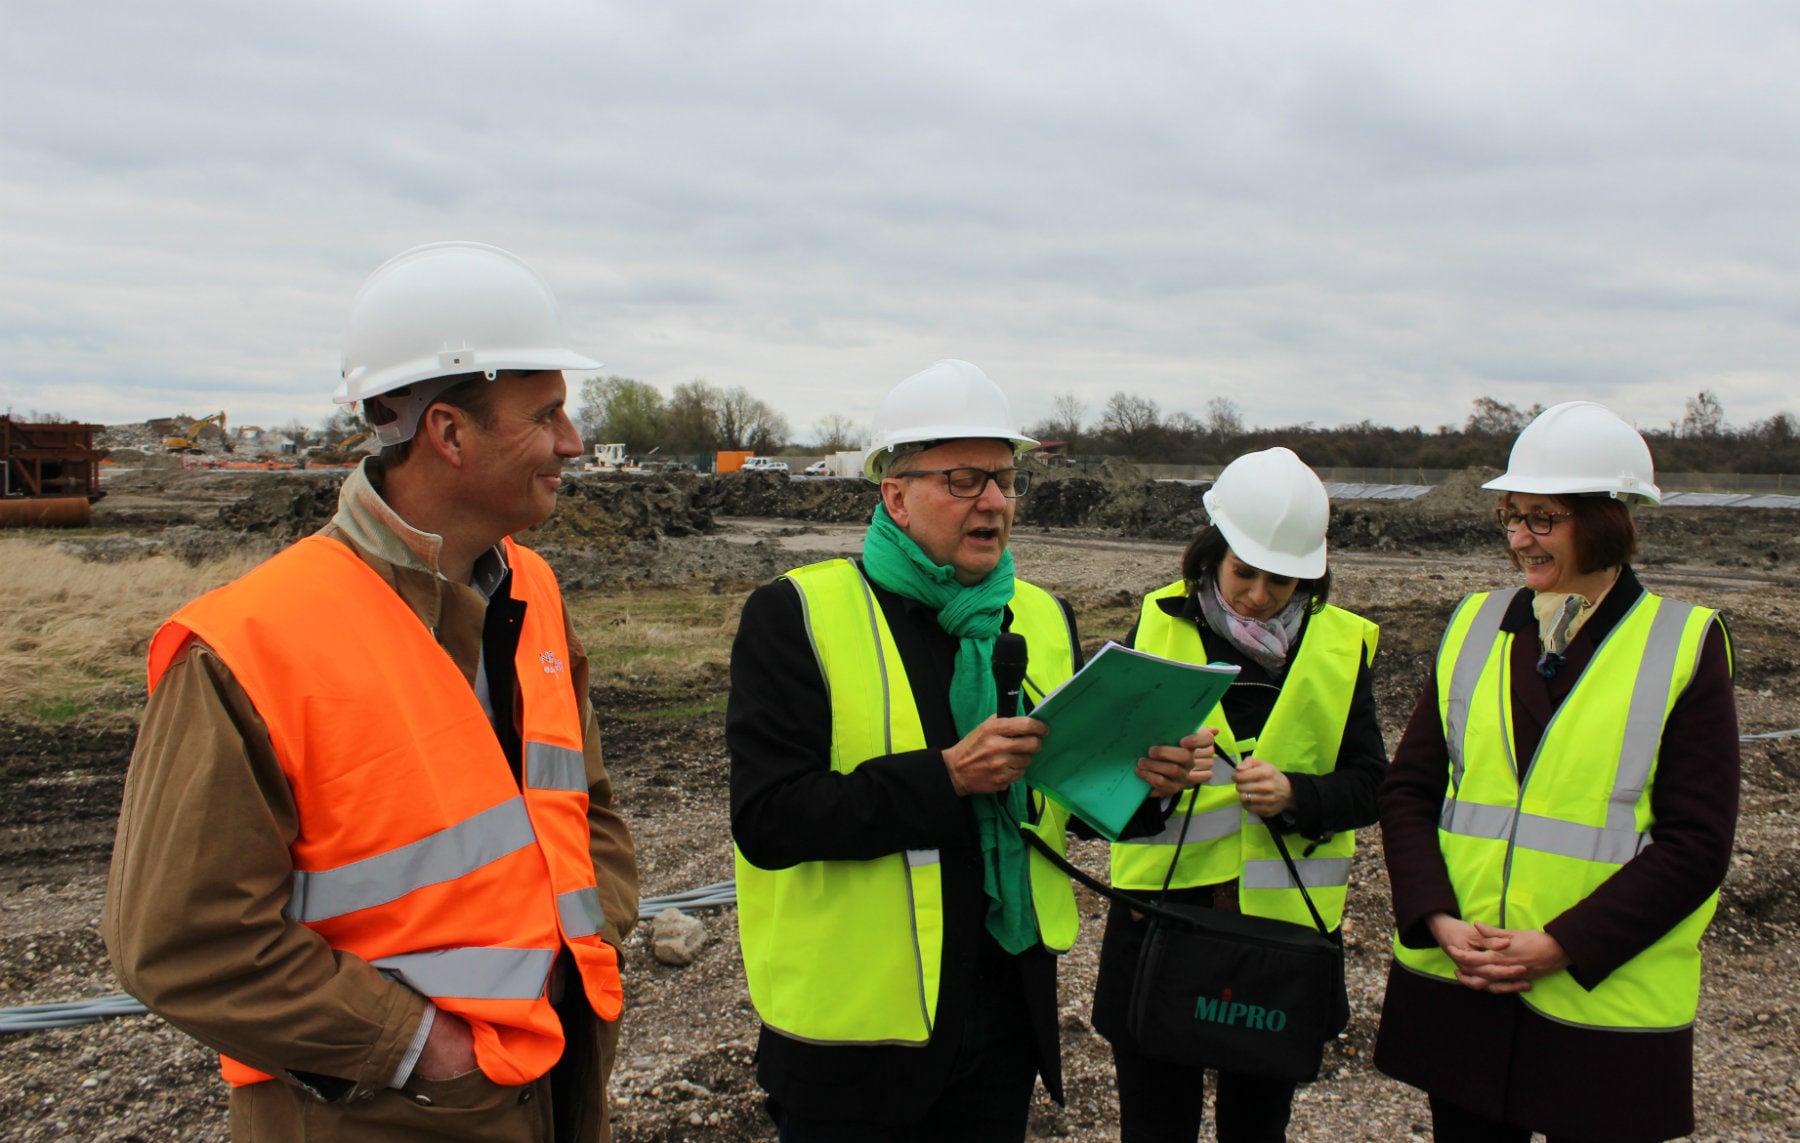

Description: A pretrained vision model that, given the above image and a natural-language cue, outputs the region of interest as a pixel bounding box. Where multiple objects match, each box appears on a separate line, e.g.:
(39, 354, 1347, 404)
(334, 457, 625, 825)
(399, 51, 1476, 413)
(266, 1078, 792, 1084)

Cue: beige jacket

(104, 461, 638, 1143)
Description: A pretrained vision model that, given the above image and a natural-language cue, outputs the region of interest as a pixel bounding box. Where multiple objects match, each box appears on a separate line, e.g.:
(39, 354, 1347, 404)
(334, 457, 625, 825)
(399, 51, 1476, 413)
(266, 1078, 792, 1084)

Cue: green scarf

(861, 504, 1039, 955)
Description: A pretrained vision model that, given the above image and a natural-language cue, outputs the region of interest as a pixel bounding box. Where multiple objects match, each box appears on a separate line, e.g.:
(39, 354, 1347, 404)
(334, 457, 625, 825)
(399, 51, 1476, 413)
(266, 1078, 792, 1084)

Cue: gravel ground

(3, 518, 1797, 1141)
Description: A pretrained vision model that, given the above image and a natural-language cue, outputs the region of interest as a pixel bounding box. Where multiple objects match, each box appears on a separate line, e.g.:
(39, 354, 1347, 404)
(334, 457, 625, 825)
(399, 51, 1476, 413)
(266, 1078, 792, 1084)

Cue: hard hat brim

(862, 433, 1039, 483)
(1207, 511, 1329, 580)
(336, 348, 603, 405)
(1480, 473, 1661, 506)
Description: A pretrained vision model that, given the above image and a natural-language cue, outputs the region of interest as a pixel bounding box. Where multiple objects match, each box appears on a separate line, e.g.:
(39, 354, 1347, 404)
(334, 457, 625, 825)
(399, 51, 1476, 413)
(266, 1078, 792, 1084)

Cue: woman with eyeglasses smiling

(1375, 402, 1740, 1143)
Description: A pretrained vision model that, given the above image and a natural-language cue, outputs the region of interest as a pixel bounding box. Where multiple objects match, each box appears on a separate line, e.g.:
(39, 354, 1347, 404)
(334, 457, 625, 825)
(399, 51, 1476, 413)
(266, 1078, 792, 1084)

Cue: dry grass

(0, 549, 1197, 729)
(567, 583, 1150, 702)
(0, 543, 752, 727)
(566, 586, 750, 695)
(0, 539, 261, 726)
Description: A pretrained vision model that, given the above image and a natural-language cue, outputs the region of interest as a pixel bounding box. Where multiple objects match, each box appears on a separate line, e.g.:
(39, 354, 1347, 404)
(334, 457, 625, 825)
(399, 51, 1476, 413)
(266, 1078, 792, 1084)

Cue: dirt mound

(1020, 477, 1113, 528)
(1085, 480, 1207, 540)
(1332, 483, 1799, 570)
(522, 473, 715, 552)
(106, 464, 1799, 578)
(1330, 503, 1494, 553)
(700, 472, 879, 523)
(1635, 507, 1798, 570)
(1018, 461, 1208, 539)
(1409, 465, 1504, 515)
(215, 472, 345, 536)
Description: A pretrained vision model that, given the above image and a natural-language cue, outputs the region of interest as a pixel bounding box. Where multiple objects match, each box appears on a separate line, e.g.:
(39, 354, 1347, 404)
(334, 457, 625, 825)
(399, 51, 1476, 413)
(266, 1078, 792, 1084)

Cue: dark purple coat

(1375, 566, 1739, 1143)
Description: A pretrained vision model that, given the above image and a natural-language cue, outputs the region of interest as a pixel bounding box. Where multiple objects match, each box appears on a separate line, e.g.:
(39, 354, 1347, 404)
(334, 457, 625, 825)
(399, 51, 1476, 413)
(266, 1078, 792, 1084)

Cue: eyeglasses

(1495, 508, 1573, 535)
(893, 467, 1033, 499)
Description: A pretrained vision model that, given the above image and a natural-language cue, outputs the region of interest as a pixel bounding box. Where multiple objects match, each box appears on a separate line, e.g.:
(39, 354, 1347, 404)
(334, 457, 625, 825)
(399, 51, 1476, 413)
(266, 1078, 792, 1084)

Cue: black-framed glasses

(894, 466, 1033, 499)
(1495, 507, 1573, 535)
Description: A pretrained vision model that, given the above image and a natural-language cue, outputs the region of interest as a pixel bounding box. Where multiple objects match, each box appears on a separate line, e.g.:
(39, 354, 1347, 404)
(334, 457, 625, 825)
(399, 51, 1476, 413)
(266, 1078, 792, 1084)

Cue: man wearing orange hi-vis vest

(104, 242, 639, 1142)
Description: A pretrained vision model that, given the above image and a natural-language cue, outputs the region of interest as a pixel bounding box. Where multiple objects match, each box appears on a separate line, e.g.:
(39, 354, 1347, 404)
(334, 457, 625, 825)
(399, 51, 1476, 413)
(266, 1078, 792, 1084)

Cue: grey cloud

(4, 0, 1799, 436)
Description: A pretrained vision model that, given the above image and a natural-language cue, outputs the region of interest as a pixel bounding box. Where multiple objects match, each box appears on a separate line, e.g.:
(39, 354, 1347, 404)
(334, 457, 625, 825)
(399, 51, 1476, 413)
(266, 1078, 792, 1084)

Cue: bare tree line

(264, 384, 1792, 473)
(1029, 389, 1800, 474)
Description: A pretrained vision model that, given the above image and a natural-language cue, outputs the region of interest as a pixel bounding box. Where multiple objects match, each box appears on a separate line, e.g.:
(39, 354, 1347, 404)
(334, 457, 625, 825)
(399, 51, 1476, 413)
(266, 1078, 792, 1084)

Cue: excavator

(164, 411, 232, 452)
(303, 428, 375, 467)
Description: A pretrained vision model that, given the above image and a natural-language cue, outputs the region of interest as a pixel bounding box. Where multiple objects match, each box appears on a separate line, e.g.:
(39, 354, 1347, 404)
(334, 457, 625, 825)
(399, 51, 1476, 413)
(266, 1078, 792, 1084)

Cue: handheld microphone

(992, 632, 1029, 718)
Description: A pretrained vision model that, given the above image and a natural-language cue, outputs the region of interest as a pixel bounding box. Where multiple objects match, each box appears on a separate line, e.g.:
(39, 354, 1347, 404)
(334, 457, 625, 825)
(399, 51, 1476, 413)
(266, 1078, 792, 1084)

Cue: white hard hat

(862, 359, 1037, 483)
(336, 242, 600, 442)
(1482, 401, 1661, 505)
(1203, 447, 1330, 580)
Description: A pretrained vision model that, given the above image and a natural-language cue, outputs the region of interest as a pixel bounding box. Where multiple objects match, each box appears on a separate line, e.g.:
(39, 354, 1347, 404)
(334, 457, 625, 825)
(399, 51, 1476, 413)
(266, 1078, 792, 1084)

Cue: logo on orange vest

(539, 650, 565, 675)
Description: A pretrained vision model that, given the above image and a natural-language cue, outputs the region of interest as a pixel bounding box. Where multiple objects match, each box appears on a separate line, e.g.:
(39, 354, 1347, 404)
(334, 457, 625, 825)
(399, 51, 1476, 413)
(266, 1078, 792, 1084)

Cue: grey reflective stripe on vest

(373, 947, 556, 1001)
(1439, 596, 1698, 866)
(1241, 856, 1352, 891)
(1138, 803, 1242, 846)
(526, 741, 586, 792)
(288, 797, 536, 923)
(1443, 591, 1515, 791)
(906, 848, 941, 868)
(1439, 800, 1649, 865)
(1611, 600, 1698, 835)
(558, 886, 606, 938)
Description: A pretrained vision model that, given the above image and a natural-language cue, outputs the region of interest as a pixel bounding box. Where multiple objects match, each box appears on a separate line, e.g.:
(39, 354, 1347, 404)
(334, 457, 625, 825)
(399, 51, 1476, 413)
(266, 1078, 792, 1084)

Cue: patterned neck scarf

(1196, 574, 1308, 677)
(1530, 570, 1618, 678)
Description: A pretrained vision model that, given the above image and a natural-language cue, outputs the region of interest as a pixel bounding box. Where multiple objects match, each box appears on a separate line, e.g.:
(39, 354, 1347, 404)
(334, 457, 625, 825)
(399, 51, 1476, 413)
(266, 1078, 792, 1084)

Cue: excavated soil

(3, 461, 1798, 1141)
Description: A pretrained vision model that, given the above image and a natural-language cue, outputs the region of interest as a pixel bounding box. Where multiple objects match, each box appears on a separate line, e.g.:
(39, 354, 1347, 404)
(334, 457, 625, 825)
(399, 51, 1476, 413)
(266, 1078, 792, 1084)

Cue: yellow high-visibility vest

(735, 559, 1080, 1045)
(1110, 580, 1377, 930)
(1393, 588, 1726, 1029)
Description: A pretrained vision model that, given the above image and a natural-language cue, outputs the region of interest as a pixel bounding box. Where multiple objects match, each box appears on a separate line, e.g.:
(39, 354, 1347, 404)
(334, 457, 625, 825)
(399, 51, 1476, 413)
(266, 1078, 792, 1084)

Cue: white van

(742, 457, 789, 473)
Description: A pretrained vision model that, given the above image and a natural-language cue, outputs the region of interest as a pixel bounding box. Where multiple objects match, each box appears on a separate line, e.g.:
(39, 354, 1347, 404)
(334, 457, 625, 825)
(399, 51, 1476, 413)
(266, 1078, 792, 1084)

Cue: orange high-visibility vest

(147, 535, 621, 1087)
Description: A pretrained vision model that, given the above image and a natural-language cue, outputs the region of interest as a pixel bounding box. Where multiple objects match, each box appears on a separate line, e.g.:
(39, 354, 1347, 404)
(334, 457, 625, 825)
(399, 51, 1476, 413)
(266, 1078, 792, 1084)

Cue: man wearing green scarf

(729, 360, 1214, 1143)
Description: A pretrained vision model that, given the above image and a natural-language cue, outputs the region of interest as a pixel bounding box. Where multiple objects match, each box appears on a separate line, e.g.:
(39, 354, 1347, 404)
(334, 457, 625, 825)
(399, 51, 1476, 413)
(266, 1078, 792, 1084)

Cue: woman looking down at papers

(1089, 447, 1387, 1143)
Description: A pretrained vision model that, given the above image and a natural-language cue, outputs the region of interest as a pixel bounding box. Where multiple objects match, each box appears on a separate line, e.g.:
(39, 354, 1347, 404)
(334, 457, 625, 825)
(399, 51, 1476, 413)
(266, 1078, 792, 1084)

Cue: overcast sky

(4, 1, 1797, 443)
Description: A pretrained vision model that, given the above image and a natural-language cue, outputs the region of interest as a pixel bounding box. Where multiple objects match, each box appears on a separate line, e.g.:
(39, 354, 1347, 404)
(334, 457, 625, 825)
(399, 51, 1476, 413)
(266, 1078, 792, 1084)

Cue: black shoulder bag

(1027, 779, 1349, 1082)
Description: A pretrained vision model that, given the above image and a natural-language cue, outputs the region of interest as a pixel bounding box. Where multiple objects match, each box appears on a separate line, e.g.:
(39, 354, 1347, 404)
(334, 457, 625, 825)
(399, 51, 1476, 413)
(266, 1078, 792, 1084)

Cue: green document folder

(1025, 641, 1239, 842)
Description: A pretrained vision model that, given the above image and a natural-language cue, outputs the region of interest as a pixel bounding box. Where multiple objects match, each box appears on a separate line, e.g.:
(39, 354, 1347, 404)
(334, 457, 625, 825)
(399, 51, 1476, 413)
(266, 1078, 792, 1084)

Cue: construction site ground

(2, 458, 1797, 1142)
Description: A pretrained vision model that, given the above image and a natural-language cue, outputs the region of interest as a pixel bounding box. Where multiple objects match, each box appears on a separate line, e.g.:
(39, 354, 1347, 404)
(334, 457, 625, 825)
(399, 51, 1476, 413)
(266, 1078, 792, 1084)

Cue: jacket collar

(331, 458, 506, 593)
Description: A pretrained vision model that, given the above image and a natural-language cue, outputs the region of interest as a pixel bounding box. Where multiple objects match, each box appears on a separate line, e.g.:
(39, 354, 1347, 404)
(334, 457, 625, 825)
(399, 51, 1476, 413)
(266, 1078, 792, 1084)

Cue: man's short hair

(879, 443, 940, 481)
(369, 372, 498, 466)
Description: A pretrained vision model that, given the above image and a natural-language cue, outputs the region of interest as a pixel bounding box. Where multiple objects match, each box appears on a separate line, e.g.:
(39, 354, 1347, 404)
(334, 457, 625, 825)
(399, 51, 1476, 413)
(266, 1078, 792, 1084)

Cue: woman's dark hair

(1499, 493, 1638, 574)
(1181, 524, 1332, 615)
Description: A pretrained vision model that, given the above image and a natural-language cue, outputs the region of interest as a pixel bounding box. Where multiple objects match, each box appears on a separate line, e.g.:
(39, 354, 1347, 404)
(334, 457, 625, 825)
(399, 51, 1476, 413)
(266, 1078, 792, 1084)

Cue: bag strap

(1214, 750, 1332, 935)
(1155, 785, 1199, 905)
(1028, 749, 1335, 938)
(1254, 806, 1332, 935)
(1022, 828, 1217, 929)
